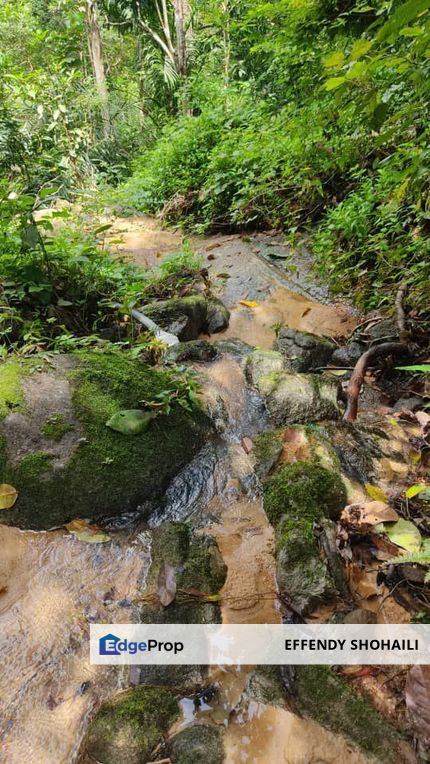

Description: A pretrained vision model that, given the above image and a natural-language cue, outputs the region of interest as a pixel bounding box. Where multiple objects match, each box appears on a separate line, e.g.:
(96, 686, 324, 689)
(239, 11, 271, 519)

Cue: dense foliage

(1, 0, 429, 312)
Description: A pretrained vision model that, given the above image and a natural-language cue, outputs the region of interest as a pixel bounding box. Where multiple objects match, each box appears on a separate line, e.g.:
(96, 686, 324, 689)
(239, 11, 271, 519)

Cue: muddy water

(0, 526, 150, 763)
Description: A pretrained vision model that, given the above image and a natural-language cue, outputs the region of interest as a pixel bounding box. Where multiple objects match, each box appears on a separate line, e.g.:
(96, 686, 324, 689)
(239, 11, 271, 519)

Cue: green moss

(264, 460, 346, 527)
(41, 414, 74, 441)
(85, 686, 180, 764)
(1, 352, 210, 529)
(167, 724, 224, 764)
(0, 359, 26, 418)
(296, 666, 405, 761)
(177, 535, 227, 593)
(253, 430, 283, 478)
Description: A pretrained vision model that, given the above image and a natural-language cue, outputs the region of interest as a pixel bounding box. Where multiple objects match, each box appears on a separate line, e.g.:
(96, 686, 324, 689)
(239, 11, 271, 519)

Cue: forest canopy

(1, 0, 429, 311)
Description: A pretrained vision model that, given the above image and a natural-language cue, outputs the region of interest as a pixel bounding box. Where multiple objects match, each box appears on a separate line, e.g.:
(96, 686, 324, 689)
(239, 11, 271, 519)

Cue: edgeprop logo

(99, 633, 184, 656)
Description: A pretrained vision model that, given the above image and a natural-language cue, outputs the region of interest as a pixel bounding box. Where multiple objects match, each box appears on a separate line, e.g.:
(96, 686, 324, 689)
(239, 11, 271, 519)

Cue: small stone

(342, 608, 377, 624)
(242, 437, 253, 454)
(274, 328, 335, 372)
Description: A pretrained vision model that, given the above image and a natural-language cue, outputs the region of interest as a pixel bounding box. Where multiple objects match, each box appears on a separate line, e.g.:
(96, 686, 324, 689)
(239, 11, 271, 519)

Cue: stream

(0, 217, 412, 763)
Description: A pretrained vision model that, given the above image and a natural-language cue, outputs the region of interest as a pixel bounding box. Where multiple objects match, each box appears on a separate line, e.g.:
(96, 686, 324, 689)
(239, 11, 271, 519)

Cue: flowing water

(0, 218, 394, 763)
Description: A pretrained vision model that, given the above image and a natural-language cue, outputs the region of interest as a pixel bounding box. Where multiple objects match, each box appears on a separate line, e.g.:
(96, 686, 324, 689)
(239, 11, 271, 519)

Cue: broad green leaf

(94, 224, 113, 234)
(375, 518, 422, 553)
(400, 26, 424, 36)
(377, 0, 430, 43)
(405, 484, 429, 499)
(324, 77, 346, 91)
(0, 484, 18, 510)
(350, 39, 373, 60)
(106, 409, 156, 435)
(324, 51, 345, 68)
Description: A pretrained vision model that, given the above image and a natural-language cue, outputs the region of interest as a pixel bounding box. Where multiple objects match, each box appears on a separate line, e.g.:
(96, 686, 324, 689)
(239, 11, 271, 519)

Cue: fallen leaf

(365, 484, 389, 503)
(409, 449, 422, 465)
(65, 518, 111, 544)
(0, 484, 18, 510)
(239, 300, 259, 308)
(415, 410, 430, 431)
(405, 665, 430, 743)
(157, 561, 177, 607)
(342, 501, 399, 528)
(375, 518, 422, 553)
(106, 409, 155, 435)
(380, 458, 409, 478)
(405, 484, 429, 499)
(241, 437, 253, 454)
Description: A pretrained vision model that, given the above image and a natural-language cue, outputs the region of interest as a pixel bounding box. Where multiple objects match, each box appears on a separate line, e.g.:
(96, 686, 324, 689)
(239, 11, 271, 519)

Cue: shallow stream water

(0, 218, 399, 763)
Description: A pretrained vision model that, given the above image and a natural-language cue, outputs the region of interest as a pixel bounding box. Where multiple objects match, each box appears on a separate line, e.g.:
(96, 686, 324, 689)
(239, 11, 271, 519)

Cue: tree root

(343, 342, 410, 422)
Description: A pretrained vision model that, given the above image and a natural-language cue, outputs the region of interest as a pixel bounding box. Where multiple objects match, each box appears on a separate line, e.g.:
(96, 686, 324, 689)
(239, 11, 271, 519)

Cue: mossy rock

(246, 666, 286, 706)
(82, 686, 179, 764)
(263, 461, 346, 527)
(164, 339, 218, 364)
(0, 353, 210, 530)
(144, 294, 229, 341)
(167, 724, 224, 764)
(253, 430, 284, 479)
(274, 328, 335, 372)
(295, 666, 407, 761)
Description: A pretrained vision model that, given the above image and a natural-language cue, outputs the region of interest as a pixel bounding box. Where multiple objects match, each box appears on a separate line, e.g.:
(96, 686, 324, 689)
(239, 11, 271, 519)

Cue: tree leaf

(396, 364, 430, 373)
(405, 666, 430, 742)
(323, 76, 346, 90)
(0, 484, 18, 510)
(405, 484, 429, 499)
(106, 410, 156, 435)
(375, 518, 422, 553)
(365, 484, 388, 502)
(323, 51, 345, 67)
(65, 518, 110, 543)
(239, 300, 259, 308)
(157, 561, 177, 607)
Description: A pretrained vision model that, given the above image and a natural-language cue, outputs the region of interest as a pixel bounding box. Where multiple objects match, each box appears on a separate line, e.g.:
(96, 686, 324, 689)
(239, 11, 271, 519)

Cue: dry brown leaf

(157, 561, 177, 607)
(405, 665, 430, 743)
(342, 501, 399, 528)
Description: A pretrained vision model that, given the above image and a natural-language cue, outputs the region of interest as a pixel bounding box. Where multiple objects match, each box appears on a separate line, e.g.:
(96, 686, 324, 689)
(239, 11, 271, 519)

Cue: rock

(277, 527, 335, 615)
(213, 338, 254, 358)
(167, 724, 224, 764)
(206, 298, 230, 334)
(246, 666, 286, 706)
(274, 328, 335, 372)
(261, 373, 341, 425)
(393, 396, 423, 413)
(245, 349, 285, 386)
(342, 608, 377, 624)
(365, 318, 397, 341)
(252, 430, 283, 479)
(294, 665, 406, 761)
(331, 341, 364, 366)
(264, 461, 347, 526)
(136, 523, 226, 690)
(317, 422, 378, 483)
(0, 353, 209, 530)
(264, 462, 346, 614)
(164, 340, 218, 364)
(82, 686, 179, 764)
(144, 294, 230, 341)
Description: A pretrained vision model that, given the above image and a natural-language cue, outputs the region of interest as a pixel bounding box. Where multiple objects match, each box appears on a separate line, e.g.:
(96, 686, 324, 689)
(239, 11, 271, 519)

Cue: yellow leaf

(405, 484, 429, 499)
(365, 484, 388, 502)
(240, 300, 259, 308)
(0, 484, 18, 510)
(409, 450, 422, 465)
(65, 518, 110, 543)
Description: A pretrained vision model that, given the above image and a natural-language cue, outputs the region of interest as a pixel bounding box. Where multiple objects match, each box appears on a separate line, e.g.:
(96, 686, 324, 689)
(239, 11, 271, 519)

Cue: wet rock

(206, 298, 230, 334)
(246, 666, 286, 706)
(167, 724, 224, 764)
(164, 339, 217, 364)
(331, 340, 364, 366)
(245, 349, 285, 385)
(258, 372, 342, 425)
(277, 526, 336, 615)
(136, 523, 226, 690)
(213, 338, 254, 358)
(82, 686, 179, 764)
(253, 430, 283, 479)
(274, 328, 335, 372)
(144, 294, 229, 341)
(317, 422, 377, 483)
(0, 354, 209, 530)
(294, 665, 406, 761)
(342, 608, 377, 624)
(264, 462, 346, 614)
(365, 318, 397, 341)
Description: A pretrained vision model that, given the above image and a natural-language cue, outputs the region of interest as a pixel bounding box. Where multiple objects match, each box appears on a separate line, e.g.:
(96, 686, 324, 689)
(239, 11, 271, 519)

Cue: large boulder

(82, 686, 179, 764)
(274, 328, 335, 372)
(245, 350, 342, 425)
(144, 295, 229, 341)
(0, 353, 209, 530)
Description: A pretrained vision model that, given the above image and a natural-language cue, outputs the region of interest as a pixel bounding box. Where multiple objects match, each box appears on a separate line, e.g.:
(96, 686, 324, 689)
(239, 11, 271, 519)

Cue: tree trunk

(85, 0, 111, 138)
(173, 0, 189, 78)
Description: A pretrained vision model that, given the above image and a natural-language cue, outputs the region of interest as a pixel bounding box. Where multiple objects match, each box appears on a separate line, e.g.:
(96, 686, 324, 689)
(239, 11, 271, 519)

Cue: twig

(395, 283, 407, 334)
(343, 342, 411, 422)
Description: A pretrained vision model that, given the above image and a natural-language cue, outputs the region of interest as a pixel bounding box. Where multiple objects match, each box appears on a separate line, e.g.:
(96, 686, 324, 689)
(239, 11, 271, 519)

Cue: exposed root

(343, 342, 410, 422)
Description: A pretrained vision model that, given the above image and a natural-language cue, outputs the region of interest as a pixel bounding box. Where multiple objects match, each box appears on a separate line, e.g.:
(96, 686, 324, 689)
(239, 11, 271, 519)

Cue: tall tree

(85, 0, 111, 138)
